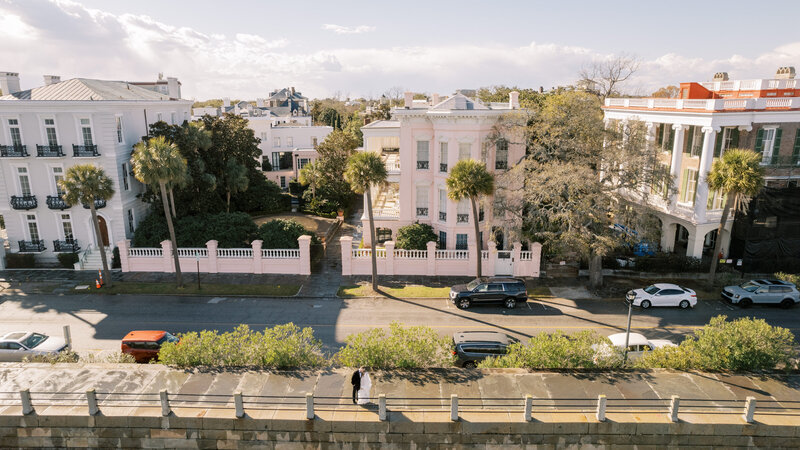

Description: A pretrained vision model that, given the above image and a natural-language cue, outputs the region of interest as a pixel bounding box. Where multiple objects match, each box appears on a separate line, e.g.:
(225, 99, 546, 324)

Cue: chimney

(0, 72, 21, 95)
(256, 98, 264, 108)
(713, 72, 729, 82)
(166, 77, 180, 99)
(290, 86, 295, 94)
(43, 75, 61, 86)
(509, 91, 520, 109)
(404, 91, 413, 109)
(776, 66, 796, 80)
(539, 86, 544, 93)
(432, 93, 441, 105)
(222, 97, 231, 107)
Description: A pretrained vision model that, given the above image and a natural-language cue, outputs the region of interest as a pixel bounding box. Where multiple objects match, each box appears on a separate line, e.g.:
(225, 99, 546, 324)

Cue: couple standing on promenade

(350, 367, 372, 405)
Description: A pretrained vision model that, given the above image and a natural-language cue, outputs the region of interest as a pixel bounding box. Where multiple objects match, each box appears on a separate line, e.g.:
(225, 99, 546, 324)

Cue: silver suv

(721, 279, 800, 308)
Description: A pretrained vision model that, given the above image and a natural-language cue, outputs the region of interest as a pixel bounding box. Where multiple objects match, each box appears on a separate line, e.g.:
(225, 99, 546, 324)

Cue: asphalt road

(1, 291, 798, 353)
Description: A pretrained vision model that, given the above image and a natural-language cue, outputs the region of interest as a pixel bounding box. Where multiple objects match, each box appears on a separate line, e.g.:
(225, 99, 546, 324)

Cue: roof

(268, 88, 307, 101)
(1, 332, 28, 341)
(362, 120, 400, 128)
(0, 78, 175, 101)
(607, 333, 649, 347)
(430, 93, 489, 111)
(652, 283, 683, 290)
(122, 330, 167, 342)
(453, 331, 510, 345)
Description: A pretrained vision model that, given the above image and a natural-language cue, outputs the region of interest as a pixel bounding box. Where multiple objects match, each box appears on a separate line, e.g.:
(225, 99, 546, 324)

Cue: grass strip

(338, 284, 451, 298)
(80, 281, 300, 297)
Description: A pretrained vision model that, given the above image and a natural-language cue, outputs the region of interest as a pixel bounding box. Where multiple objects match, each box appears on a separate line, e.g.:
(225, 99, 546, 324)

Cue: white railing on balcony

(627, 98, 649, 107)
(481, 250, 489, 260)
(217, 248, 253, 258)
(723, 99, 748, 109)
(701, 78, 798, 92)
(435, 250, 469, 260)
(682, 99, 708, 109)
(653, 99, 678, 108)
(520, 251, 533, 261)
(606, 98, 626, 106)
(128, 247, 162, 257)
(766, 98, 793, 108)
(177, 248, 208, 257)
(372, 208, 400, 219)
(394, 249, 427, 259)
(262, 249, 300, 259)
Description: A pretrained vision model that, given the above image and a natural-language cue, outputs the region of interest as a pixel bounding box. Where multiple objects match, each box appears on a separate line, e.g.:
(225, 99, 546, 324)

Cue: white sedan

(593, 332, 677, 363)
(625, 283, 697, 309)
(0, 332, 68, 362)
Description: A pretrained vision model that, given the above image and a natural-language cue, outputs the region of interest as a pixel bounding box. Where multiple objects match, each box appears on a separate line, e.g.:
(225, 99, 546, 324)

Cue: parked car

(625, 283, 697, 309)
(121, 330, 179, 363)
(449, 278, 528, 310)
(453, 331, 518, 368)
(0, 331, 68, 362)
(594, 332, 676, 363)
(721, 279, 800, 308)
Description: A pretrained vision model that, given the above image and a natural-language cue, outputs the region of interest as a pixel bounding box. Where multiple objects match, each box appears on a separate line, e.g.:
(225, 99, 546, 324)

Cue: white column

(669, 124, 685, 210)
(694, 127, 718, 223)
(687, 227, 705, 259)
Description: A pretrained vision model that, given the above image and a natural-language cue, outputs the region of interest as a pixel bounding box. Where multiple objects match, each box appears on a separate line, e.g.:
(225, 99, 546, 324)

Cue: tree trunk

(226, 190, 231, 213)
(707, 194, 734, 289)
(90, 205, 112, 288)
(588, 251, 603, 288)
(161, 181, 183, 287)
(168, 187, 177, 218)
(471, 197, 482, 279)
(366, 188, 379, 291)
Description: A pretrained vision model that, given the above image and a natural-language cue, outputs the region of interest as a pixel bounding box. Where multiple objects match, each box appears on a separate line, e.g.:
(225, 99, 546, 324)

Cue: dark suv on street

(449, 277, 528, 309)
(453, 331, 518, 368)
(721, 279, 800, 308)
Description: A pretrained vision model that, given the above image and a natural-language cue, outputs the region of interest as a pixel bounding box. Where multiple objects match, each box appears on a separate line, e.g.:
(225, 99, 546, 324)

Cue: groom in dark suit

(351, 367, 364, 404)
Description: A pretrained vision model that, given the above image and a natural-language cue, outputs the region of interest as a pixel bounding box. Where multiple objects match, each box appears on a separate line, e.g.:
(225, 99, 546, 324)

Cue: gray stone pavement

(1, 364, 799, 415)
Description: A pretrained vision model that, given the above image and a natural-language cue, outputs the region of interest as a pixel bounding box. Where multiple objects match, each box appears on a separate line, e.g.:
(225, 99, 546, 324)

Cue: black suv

(449, 277, 527, 309)
(453, 331, 517, 368)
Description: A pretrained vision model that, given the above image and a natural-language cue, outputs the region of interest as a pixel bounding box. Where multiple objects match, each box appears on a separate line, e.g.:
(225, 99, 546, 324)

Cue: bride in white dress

(357, 370, 371, 405)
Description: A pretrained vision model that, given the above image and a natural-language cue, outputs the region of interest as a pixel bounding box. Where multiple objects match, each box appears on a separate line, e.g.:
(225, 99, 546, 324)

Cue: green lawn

(528, 286, 553, 297)
(79, 282, 300, 297)
(338, 284, 451, 298)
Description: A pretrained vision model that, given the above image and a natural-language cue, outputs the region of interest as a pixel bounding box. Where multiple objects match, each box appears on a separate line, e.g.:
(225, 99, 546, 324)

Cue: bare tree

(578, 54, 640, 98)
(383, 86, 405, 103)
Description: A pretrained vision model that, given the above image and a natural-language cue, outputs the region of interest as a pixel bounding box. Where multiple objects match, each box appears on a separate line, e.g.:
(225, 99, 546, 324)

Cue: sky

(1, 0, 799, 100)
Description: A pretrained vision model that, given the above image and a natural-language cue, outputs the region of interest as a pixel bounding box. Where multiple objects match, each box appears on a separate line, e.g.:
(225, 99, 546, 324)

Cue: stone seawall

(2, 408, 800, 449)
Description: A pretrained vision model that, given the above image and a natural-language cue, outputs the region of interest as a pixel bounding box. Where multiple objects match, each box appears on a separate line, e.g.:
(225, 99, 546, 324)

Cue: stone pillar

(160, 240, 174, 273)
(206, 240, 219, 274)
(469, 241, 479, 277)
(117, 240, 130, 272)
(660, 223, 674, 253)
(298, 235, 312, 276)
(487, 241, 497, 277)
(340, 236, 353, 276)
(251, 240, 263, 274)
(426, 241, 437, 276)
(669, 124, 685, 210)
(687, 228, 705, 259)
(511, 242, 522, 277)
(694, 127, 718, 223)
(531, 242, 542, 277)
(384, 240, 395, 276)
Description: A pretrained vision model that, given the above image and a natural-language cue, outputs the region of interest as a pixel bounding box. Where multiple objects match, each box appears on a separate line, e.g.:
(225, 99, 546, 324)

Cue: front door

(495, 251, 513, 276)
(97, 216, 109, 247)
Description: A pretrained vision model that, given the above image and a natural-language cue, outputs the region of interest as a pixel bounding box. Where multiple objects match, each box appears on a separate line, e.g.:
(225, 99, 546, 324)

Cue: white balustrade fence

(118, 237, 311, 275)
(341, 238, 541, 278)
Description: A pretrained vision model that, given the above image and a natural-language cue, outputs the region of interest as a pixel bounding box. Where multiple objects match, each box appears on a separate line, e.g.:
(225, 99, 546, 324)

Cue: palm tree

(706, 148, 764, 288)
(344, 151, 388, 291)
(223, 159, 249, 212)
(59, 164, 115, 287)
(132, 135, 188, 287)
(298, 161, 322, 199)
(446, 159, 495, 279)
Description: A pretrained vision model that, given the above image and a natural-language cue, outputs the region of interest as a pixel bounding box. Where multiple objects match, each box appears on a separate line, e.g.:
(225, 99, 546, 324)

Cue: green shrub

(775, 272, 800, 286)
(335, 322, 454, 369)
(24, 350, 79, 363)
(302, 192, 340, 218)
(478, 331, 621, 369)
(6, 253, 36, 268)
(112, 246, 121, 269)
(158, 324, 325, 369)
(396, 222, 437, 250)
(632, 253, 706, 273)
(255, 219, 320, 249)
(132, 212, 258, 248)
(638, 315, 796, 371)
(231, 171, 290, 214)
(57, 252, 79, 268)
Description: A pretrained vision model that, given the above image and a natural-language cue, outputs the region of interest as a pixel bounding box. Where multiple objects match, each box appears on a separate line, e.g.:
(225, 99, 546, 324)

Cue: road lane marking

(208, 297, 226, 304)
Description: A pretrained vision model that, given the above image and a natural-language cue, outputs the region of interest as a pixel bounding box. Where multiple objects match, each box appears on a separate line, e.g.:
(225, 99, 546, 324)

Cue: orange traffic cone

(98, 269, 104, 286)
(96, 279, 101, 289)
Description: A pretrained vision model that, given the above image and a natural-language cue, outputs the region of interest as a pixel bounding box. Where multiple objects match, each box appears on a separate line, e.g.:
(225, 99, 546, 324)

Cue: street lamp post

(623, 291, 634, 365)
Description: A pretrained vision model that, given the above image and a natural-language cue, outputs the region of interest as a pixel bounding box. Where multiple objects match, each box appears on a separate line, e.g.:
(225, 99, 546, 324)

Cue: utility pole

(623, 291, 634, 365)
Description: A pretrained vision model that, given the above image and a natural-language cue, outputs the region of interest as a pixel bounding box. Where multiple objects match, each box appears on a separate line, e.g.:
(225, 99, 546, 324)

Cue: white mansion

(0, 72, 192, 267)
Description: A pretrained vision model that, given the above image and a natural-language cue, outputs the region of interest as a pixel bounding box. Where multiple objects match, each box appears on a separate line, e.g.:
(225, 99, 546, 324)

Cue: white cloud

(0, 0, 796, 100)
(321, 24, 376, 35)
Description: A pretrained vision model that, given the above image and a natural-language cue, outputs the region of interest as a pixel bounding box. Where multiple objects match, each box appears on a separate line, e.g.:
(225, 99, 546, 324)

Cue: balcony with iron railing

(73, 144, 100, 157)
(46, 195, 69, 210)
(53, 239, 80, 253)
(439, 163, 448, 173)
(439, 211, 447, 222)
(10, 195, 37, 210)
(416, 207, 428, 217)
(457, 213, 469, 223)
(761, 154, 800, 167)
(416, 160, 429, 170)
(382, 153, 401, 174)
(82, 198, 107, 209)
(36, 145, 64, 157)
(495, 160, 508, 170)
(0, 145, 28, 157)
(18, 240, 46, 253)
